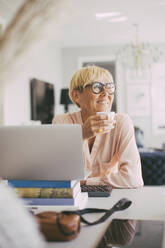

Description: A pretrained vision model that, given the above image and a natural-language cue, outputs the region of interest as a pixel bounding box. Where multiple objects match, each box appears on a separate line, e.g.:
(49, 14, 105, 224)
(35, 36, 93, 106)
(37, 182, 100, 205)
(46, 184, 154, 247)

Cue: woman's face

(74, 75, 114, 116)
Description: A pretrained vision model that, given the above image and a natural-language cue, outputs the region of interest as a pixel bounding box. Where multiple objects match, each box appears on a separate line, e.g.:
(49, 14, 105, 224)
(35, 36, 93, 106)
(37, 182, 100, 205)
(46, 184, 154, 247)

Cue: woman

(53, 66, 143, 188)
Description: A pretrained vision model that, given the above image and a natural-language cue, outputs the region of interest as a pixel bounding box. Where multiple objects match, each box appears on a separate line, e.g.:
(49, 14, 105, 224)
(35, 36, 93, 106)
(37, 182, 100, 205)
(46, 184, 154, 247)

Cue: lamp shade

(60, 88, 72, 105)
(60, 88, 72, 112)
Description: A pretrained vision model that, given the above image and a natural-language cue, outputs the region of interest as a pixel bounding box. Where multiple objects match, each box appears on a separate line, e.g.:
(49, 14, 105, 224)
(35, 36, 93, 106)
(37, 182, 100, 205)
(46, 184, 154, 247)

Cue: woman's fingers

(94, 117, 116, 134)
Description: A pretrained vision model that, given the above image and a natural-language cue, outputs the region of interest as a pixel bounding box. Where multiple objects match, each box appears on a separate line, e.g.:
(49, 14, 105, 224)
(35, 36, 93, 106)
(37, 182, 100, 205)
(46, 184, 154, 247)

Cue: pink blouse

(52, 111, 144, 188)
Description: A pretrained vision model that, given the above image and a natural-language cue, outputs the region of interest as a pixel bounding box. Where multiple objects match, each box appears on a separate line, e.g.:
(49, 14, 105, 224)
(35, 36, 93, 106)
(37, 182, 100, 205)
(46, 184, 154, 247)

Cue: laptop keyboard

(81, 184, 112, 192)
(81, 184, 113, 197)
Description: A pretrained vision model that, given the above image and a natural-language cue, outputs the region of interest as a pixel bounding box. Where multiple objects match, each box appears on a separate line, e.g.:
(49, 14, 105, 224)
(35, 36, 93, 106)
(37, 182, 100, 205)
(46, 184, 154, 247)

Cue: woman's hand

(80, 180, 87, 185)
(82, 114, 116, 140)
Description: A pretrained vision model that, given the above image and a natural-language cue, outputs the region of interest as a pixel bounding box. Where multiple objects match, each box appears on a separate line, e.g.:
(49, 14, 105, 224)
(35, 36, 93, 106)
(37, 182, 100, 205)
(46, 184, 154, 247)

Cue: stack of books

(7, 180, 88, 211)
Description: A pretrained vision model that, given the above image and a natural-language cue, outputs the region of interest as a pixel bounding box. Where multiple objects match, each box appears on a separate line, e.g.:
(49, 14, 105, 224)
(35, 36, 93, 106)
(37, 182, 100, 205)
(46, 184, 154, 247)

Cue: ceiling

(0, 0, 165, 47)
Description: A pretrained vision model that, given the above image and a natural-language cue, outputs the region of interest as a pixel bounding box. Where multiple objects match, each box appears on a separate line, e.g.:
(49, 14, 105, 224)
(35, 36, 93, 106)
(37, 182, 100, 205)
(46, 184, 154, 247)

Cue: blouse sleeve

(107, 114, 144, 188)
(87, 114, 144, 188)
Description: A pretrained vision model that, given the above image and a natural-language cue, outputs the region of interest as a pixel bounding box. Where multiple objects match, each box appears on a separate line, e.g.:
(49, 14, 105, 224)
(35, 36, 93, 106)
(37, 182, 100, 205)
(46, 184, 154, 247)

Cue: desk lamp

(60, 88, 73, 113)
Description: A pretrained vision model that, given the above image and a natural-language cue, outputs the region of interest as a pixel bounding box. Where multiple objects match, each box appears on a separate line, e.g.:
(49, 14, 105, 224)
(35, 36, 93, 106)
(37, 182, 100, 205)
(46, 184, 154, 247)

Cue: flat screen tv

(30, 78, 55, 124)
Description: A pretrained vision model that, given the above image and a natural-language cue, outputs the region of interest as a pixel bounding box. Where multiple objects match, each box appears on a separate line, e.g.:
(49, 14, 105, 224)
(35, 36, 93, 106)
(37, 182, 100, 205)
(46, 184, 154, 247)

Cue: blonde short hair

(69, 66, 113, 106)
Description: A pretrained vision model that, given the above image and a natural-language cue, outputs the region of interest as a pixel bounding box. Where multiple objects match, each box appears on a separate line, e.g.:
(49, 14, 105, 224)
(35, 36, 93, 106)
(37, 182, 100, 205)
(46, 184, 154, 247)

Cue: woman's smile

(96, 99, 108, 105)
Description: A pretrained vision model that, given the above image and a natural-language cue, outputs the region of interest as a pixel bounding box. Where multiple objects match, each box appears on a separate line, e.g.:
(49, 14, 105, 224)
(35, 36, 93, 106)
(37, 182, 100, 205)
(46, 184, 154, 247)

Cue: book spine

(14, 186, 80, 198)
(8, 180, 76, 188)
(23, 190, 84, 206)
(23, 197, 75, 206)
(26, 193, 88, 212)
(27, 205, 79, 214)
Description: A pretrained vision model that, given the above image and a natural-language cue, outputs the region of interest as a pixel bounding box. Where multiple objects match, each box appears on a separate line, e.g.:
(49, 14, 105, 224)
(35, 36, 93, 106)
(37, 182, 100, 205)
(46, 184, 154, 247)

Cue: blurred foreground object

(0, 182, 45, 248)
(0, 0, 72, 124)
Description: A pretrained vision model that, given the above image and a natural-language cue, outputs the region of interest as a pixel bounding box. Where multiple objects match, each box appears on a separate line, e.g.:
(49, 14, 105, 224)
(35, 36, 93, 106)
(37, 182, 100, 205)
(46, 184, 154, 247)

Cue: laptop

(0, 124, 85, 180)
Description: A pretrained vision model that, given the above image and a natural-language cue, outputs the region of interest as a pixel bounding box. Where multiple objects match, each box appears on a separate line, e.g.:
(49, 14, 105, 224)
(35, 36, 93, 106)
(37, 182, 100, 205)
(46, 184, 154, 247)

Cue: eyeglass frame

(75, 81, 116, 95)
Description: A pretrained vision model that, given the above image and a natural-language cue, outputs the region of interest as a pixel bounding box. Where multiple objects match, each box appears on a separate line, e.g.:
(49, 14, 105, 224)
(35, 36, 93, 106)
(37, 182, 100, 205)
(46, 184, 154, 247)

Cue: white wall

(4, 41, 63, 125)
(61, 45, 165, 148)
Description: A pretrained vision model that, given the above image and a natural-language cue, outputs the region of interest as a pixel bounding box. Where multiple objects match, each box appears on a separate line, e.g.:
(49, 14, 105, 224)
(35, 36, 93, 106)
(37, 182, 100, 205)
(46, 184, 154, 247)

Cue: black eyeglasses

(84, 82, 116, 95)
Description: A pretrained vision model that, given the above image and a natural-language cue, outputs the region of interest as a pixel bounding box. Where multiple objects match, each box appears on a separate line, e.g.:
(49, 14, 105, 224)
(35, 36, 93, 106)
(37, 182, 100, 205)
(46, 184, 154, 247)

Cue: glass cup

(96, 111, 115, 121)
